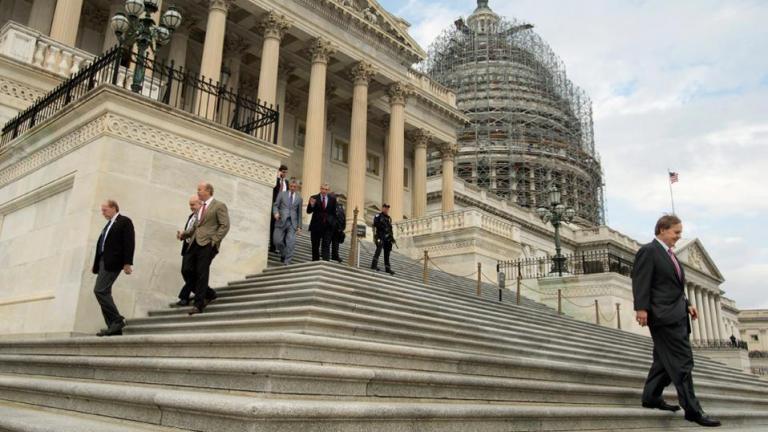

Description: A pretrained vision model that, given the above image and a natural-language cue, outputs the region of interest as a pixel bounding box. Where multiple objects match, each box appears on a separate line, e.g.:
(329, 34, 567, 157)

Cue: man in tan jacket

(181, 181, 230, 315)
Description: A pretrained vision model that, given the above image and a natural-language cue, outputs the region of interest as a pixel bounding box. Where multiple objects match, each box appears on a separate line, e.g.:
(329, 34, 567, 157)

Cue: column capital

(350, 61, 376, 86)
(259, 11, 292, 40)
(224, 35, 250, 60)
(208, 0, 233, 12)
(387, 82, 411, 106)
(278, 58, 296, 79)
(439, 142, 459, 161)
(409, 129, 432, 150)
(308, 38, 336, 64)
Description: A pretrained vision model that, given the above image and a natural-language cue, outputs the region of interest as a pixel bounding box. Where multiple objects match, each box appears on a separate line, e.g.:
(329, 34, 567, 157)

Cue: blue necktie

(99, 221, 111, 253)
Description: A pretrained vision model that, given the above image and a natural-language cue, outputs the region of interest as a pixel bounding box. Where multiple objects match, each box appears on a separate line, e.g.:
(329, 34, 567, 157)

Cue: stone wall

(0, 85, 286, 338)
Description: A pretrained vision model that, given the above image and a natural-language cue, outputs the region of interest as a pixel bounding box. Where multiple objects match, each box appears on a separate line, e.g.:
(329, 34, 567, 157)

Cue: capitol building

(0, 0, 766, 430)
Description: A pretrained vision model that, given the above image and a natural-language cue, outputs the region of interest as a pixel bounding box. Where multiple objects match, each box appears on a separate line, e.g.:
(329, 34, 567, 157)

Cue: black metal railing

(749, 350, 767, 358)
(751, 367, 768, 376)
(497, 250, 634, 281)
(1, 45, 279, 147)
(693, 339, 748, 350)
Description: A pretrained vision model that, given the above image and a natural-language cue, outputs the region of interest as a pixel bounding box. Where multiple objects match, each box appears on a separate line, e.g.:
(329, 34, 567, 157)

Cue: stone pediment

(676, 238, 724, 282)
(333, 0, 427, 60)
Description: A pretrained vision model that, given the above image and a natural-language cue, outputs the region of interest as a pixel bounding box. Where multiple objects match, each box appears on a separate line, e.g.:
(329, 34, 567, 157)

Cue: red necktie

(200, 202, 207, 222)
(667, 248, 682, 280)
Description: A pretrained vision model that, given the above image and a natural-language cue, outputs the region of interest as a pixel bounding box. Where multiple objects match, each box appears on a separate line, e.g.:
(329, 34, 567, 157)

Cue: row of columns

(27, 0, 458, 222)
(686, 284, 728, 343)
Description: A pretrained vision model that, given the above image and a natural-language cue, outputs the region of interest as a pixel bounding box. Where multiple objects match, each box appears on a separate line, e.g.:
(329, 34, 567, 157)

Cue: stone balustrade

(0, 21, 93, 77)
(395, 207, 520, 242)
(407, 68, 456, 107)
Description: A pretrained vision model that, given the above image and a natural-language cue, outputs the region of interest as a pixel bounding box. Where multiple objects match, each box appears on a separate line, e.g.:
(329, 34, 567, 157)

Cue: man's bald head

(189, 195, 201, 212)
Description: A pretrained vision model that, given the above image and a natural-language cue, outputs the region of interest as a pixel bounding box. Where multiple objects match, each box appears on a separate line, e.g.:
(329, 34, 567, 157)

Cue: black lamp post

(110, 0, 182, 93)
(537, 184, 576, 276)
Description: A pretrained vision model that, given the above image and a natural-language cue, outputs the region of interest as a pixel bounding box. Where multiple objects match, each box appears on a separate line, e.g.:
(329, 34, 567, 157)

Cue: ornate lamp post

(537, 185, 576, 276)
(110, 0, 182, 92)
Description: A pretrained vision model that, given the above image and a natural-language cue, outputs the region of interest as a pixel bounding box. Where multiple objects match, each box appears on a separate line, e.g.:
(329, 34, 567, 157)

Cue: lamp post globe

(162, 7, 182, 30)
(111, 12, 130, 36)
(124, 0, 144, 17)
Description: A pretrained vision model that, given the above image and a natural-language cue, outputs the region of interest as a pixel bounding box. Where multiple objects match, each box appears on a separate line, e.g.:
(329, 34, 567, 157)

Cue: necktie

(322, 195, 326, 209)
(667, 248, 682, 280)
(99, 220, 111, 253)
(200, 202, 207, 222)
(289, 192, 293, 206)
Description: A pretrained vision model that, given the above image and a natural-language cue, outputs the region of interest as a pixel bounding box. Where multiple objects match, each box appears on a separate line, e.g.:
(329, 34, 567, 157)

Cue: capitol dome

(425, 0, 605, 225)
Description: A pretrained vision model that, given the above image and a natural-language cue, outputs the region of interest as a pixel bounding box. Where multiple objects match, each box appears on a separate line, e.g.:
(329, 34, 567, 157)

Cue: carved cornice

(0, 77, 45, 104)
(259, 11, 292, 40)
(0, 113, 275, 188)
(350, 61, 376, 86)
(308, 38, 336, 64)
(387, 82, 410, 106)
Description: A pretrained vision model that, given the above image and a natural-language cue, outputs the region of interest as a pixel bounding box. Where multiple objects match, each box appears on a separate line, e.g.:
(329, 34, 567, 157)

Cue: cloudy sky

(380, 0, 768, 309)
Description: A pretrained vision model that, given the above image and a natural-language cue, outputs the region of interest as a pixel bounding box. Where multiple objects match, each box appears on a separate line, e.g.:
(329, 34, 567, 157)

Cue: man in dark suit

(181, 182, 230, 315)
(306, 183, 336, 261)
(92, 199, 135, 337)
(633, 214, 720, 427)
(270, 165, 288, 252)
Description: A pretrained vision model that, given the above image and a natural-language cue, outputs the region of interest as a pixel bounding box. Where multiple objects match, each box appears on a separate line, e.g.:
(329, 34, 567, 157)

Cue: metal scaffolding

(423, 0, 605, 225)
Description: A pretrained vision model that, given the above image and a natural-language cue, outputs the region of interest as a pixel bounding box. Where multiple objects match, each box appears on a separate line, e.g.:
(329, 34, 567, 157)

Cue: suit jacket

(632, 240, 689, 327)
(92, 214, 135, 274)
(186, 199, 230, 249)
(180, 213, 195, 256)
(272, 177, 288, 203)
(306, 193, 336, 232)
(272, 190, 303, 230)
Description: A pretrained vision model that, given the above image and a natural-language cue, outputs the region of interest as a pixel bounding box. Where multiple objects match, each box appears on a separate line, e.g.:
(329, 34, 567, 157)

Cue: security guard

(370, 203, 395, 275)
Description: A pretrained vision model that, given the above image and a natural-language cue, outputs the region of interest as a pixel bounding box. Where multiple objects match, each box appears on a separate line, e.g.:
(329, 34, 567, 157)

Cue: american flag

(669, 171, 679, 184)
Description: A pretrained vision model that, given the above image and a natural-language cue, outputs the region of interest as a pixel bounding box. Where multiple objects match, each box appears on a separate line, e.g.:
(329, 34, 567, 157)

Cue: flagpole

(668, 169, 676, 214)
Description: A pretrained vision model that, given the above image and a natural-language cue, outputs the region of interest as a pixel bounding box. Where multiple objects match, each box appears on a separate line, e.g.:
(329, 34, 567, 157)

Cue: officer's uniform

(371, 206, 394, 274)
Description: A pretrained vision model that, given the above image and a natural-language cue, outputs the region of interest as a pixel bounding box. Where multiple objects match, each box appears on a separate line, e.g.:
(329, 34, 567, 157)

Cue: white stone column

(714, 295, 727, 341)
(701, 290, 714, 342)
(300, 38, 336, 201)
(198, 0, 230, 119)
(50, 0, 84, 46)
(687, 284, 700, 342)
(411, 129, 432, 218)
(694, 287, 708, 341)
(345, 61, 376, 226)
(708, 293, 720, 341)
(28, 0, 57, 35)
(275, 60, 294, 147)
(384, 82, 408, 222)
(256, 11, 290, 107)
(440, 142, 458, 213)
(410, 129, 430, 218)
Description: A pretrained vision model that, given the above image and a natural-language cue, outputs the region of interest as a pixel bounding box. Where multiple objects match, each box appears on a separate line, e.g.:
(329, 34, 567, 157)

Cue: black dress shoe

(188, 307, 203, 316)
(204, 294, 218, 307)
(642, 400, 680, 412)
(385, 268, 395, 275)
(100, 320, 125, 336)
(96, 328, 110, 337)
(172, 299, 190, 307)
(685, 413, 721, 427)
(371, 266, 380, 271)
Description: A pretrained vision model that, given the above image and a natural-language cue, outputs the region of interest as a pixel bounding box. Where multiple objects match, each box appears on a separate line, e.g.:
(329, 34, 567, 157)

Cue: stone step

(0, 374, 766, 432)
(0, 353, 765, 411)
(125, 302, 752, 386)
(0, 332, 763, 399)
(0, 400, 188, 432)
(155, 264, 745, 378)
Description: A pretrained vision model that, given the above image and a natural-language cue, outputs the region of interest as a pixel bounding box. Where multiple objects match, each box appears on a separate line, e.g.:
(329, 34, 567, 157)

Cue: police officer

(371, 203, 395, 275)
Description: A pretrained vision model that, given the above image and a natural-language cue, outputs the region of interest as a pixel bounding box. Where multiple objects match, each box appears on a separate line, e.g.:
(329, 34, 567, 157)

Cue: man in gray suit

(181, 181, 230, 315)
(272, 180, 302, 265)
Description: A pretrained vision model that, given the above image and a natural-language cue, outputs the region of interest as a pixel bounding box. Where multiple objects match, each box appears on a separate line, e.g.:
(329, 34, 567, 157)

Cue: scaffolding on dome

(422, 1, 605, 225)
